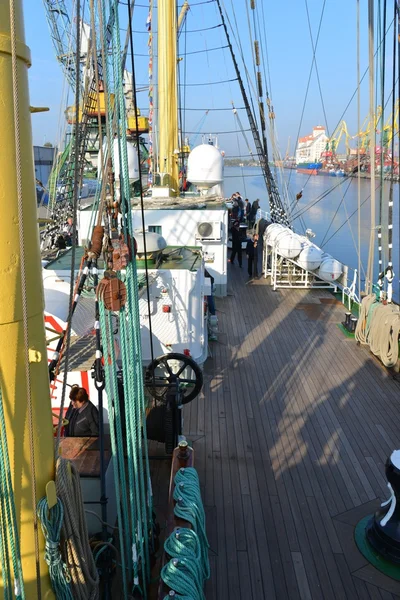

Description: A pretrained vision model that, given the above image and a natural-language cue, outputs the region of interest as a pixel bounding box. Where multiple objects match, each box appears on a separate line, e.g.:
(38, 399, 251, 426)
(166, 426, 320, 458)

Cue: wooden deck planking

(182, 263, 400, 599)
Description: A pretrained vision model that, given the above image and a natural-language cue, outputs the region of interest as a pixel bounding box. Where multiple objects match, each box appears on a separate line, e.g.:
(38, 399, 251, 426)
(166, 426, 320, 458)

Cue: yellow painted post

(0, 1, 54, 597)
(157, 0, 179, 194)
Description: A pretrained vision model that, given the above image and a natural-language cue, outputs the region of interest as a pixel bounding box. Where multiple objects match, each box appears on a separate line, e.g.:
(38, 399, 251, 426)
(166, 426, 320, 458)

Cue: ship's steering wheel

(145, 353, 203, 405)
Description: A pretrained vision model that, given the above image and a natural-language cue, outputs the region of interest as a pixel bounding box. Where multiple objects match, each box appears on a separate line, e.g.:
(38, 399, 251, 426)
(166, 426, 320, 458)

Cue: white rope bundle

(56, 458, 99, 600)
(368, 304, 400, 368)
(355, 295, 400, 368)
(355, 294, 376, 345)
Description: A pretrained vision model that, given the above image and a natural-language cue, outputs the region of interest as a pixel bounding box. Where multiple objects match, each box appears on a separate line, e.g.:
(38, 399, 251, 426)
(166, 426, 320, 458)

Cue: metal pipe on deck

(0, 1, 54, 596)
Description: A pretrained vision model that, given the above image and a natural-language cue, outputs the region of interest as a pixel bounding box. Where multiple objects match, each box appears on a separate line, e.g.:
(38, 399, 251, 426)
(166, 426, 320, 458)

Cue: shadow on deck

(184, 261, 400, 599)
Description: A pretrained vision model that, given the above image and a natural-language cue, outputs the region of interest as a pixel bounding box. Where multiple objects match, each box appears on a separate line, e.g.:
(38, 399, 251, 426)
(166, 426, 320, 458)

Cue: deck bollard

(366, 450, 400, 563)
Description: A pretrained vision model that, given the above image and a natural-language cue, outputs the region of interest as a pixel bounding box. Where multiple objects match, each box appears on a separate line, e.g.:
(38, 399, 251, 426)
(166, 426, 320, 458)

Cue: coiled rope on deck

(37, 497, 73, 600)
(355, 295, 400, 368)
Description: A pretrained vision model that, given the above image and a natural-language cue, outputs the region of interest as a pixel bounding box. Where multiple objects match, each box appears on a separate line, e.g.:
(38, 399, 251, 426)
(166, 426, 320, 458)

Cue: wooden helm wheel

(145, 353, 203, 404)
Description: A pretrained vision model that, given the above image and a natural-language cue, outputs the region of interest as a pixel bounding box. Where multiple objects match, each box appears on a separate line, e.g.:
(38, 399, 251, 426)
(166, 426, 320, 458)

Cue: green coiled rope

(173, 469, 210, 580)
(164, 528, 207, 580)
(37, 497, 73, 599)
(161, 558, 205, 600)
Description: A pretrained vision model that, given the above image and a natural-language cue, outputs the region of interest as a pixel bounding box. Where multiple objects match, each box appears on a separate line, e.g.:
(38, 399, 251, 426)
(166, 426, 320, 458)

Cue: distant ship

(296, 161, 323, 175)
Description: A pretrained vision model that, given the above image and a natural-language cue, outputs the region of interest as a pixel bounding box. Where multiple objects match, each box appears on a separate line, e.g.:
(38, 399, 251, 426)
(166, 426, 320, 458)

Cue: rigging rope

(56, 0, 81, 455)
(357, 0, 362, 300)
(127, 0, 156, 367)
(377, 0, 388, 297)
(286, 0, 326, 193)
(0, 387, 25, 600)
(93, 3, 154, 596)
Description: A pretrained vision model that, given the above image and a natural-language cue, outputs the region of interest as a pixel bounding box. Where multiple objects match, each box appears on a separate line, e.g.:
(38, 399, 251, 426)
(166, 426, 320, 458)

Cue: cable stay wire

(119, 0, 216, 6)
(133, 44, 229, 57)
(291, 177, 356, 221)
(320, 177, 353, 246)
(287, 0, 326, 193)
(136, 77, 238, 87)
(185, 128, 251, 134)
(321, 184, 381, 248)
(304, 0, 330, 137)
(130, 23, 221, 33)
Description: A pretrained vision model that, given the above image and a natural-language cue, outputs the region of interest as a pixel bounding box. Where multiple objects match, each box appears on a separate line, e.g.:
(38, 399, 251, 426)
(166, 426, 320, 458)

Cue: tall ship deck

(175, 265, 400, 599)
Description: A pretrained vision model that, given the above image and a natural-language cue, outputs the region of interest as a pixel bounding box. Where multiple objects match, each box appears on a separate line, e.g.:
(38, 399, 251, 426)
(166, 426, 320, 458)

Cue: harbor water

(224, 165, 400, 302)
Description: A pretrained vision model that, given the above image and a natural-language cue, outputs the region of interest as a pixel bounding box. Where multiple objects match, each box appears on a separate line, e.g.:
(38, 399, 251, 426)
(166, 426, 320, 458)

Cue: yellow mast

(0, 0, 54, 596)
(157, 0, 179, 194)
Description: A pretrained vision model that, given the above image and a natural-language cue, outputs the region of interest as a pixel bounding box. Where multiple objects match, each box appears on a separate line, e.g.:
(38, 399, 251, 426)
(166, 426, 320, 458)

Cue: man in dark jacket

(248, 199, 260, 228)
(65, 385, 99, 437)
(245, 199, 251, 224)
(246, 233, 259, 279)
(229, 220, 242, 267)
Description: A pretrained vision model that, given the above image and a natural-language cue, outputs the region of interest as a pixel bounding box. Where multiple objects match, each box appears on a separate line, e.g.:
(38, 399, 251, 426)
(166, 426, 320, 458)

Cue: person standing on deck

(231, 194, 239, 220)
(248, 199, 260, 228)
(253, 233, 259, 278)
(246, 233, 259, 279)
(205, 269, 216, 315)
(229, 220, 242, 267)
(236, 192, 244, 221)
(65, 385, 99, 437)
(245, 198, 251, 225)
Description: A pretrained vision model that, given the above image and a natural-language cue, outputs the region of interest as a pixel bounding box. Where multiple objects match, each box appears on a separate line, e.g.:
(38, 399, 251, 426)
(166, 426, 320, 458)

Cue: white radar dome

(275, 230, 302, 259)
(187, 144, 224, 189)
(317, 257, 343, 281)
(297, 246, 323, 271)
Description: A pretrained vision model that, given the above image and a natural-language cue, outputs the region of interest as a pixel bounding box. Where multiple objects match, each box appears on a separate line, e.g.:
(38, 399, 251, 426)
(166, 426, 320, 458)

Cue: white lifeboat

(296, 245, 323, 271)
(317, 257, 343, 281)
(187, 144, 223, 189)
(275, 230, 302, 259)
(265, 223, 285, 244)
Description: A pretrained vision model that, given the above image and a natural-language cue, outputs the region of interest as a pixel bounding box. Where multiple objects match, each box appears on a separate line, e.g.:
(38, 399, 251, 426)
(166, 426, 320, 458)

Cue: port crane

(322, 121, 350, 165)
(352, 106, 383, 151)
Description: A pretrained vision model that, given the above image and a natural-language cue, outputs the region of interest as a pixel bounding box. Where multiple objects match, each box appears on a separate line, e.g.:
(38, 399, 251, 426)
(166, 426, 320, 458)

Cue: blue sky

(25, 1, 379, 156)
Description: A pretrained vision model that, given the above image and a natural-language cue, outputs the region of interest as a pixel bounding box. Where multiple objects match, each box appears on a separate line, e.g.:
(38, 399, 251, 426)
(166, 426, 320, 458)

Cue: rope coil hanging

(55, 458, 100, 600)
(172, 468, 209, 579)
(355, 295, 400, 368)
(37, 497, 73, 600)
